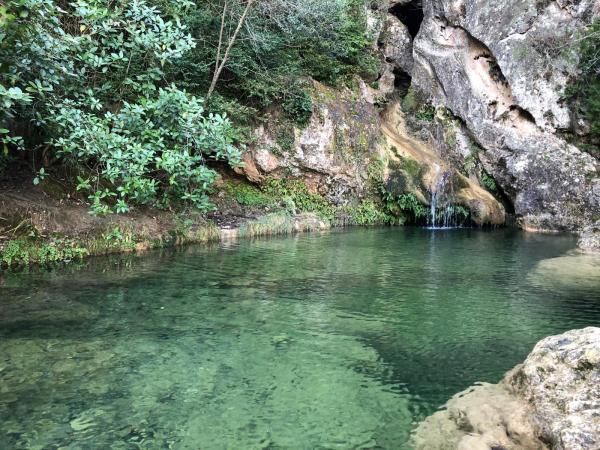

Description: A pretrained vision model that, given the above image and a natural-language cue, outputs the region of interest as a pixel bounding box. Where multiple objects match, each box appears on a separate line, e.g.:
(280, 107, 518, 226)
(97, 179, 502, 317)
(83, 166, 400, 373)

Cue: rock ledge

(414, 327, 600, 450)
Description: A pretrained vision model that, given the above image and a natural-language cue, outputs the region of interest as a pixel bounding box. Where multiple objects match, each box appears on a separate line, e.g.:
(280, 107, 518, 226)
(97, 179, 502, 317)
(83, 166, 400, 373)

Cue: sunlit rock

(414, 327, 600, 450)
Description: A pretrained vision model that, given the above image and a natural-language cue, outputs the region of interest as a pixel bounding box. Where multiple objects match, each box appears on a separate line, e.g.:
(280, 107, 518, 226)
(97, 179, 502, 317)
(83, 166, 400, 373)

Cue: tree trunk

(205, 0, 256, 108)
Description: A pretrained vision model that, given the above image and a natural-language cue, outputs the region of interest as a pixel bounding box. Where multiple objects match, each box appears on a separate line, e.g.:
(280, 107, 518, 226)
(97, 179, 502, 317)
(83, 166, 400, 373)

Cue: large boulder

(382, 14, 414, 75)
(509, 327, 600, 450)
(413, 327, 600, 450)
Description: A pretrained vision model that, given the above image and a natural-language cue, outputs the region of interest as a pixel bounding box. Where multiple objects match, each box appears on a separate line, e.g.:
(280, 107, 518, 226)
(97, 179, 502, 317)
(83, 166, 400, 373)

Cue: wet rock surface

(410, 0, 599, 231)
(414, 327, 600, 450)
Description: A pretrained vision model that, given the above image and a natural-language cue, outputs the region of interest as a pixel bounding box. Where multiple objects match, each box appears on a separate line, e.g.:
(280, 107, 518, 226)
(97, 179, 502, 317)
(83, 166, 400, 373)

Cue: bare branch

(206, 0, 257, 106)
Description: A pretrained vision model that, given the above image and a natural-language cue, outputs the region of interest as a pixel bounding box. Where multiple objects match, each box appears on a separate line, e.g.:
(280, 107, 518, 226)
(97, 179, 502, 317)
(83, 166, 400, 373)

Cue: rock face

(413, 382, 547, 450)
(413, 327, 600, 450)
(510, 327, 600, 450)
(411, 0, 600, 231)
(579, 221, 600, 253)
(381, 102, 506, 225)
(239, 1, 598, 232)
(236, 80, 381, 205)
(380, 14, 414, 90)
(238, 78, 506, 226)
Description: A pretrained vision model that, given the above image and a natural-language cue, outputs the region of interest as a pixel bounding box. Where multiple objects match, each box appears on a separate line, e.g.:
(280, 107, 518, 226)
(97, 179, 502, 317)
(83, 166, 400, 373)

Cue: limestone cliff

(238, 0, 598, 234)
(379, 0, 599, 232)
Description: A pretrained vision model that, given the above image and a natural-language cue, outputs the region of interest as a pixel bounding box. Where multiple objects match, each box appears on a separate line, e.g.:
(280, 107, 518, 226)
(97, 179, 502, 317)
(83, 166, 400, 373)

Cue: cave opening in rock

(390, 0, 424, 39)
(509, 105, 536, 124)
(393, 68, 412, 96)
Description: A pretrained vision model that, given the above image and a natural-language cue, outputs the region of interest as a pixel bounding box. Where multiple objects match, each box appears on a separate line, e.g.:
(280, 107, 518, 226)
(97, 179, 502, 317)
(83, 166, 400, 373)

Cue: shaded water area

(1, 228, 600, 449)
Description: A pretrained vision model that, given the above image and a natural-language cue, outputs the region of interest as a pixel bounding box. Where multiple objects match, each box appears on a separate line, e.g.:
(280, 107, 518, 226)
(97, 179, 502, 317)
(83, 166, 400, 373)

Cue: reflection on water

(1, 228, 599, 449)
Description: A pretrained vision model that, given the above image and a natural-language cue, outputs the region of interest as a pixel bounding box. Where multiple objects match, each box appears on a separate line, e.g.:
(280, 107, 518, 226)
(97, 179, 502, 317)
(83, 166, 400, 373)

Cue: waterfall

(427, 171, 465, 229)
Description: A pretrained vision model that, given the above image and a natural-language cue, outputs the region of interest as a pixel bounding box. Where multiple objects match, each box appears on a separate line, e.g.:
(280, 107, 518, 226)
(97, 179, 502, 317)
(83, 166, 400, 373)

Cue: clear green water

(1, 228, 599, 449)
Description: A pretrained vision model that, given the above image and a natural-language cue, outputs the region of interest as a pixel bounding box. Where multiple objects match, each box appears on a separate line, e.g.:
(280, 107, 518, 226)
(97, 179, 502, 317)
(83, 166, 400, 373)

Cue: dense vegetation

(0, 0, 380, 214)
(569, 19, 600, 157)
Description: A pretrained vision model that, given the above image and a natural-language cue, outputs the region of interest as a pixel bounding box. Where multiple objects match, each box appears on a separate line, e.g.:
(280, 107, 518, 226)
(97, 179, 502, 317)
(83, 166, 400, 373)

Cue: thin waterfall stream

(427, 171, 466, 229)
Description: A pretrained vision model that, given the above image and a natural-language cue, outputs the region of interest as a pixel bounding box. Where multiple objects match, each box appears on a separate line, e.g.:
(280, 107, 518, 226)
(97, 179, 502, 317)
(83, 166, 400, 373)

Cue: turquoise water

(1, 228, 599, 449)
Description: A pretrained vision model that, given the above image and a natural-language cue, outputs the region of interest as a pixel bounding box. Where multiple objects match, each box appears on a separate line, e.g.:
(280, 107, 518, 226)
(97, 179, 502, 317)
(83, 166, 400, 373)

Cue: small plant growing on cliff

(2, 240, 30, 266)
(340, 201, 393, 226)
(566, 19, 600, 156)
(481, 171, 499, 196)
(264, 179, 335, 220)
(401, 87, 435, 122)
(223, 181, 274, 207)
(282, 89, 313, 127)
(397, 193, 428, 220)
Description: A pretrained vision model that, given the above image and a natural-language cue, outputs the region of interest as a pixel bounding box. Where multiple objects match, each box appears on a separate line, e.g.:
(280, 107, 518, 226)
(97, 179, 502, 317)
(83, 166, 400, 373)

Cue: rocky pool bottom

(1, 228, 599, 449)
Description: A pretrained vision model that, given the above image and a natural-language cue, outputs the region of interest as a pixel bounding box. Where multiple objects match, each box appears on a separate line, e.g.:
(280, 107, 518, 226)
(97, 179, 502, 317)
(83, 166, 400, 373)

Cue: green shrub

(282, 89, 313, 127)
(567, 19, 600, 152)
(223, 182, 274, 207)
(397, 193, 428, 220)
(0, 0, 241, 214)
(1, 239, 88, 266)
(264, 178, 336, 220)
(60, 87, 242, 214)
(1, 240, 30, 266)
(401, 87, 435, 122)
(339, 201, 393, 226)
(416, 105, 436, 122)
(481, 171, 499, 196)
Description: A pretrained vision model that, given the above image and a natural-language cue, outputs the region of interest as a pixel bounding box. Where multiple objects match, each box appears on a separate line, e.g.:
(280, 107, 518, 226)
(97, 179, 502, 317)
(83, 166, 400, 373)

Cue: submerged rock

(413, 327, 600, 450)
(528, 252, 600, 291)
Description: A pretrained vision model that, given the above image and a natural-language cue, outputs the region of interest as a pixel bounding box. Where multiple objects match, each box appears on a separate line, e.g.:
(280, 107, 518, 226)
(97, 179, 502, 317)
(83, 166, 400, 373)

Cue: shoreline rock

(413, 327, 600, 450)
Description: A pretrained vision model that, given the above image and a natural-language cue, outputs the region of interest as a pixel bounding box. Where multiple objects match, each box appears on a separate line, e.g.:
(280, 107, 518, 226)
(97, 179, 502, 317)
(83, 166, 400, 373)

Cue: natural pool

(1, 228, 599, 449)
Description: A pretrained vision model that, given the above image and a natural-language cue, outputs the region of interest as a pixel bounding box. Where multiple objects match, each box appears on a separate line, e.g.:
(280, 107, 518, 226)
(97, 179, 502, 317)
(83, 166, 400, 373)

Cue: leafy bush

(264, 178, 336, 220)
(339, 201, 393, 226)
(1, 238, 88, 266)
(223, 181, 274, 207)
(397, 193, 428, 220)
(378, 182, 427, 224)
(568, 19, 600, 154)
(481, 171, 499, 196)
(56, 87, 241, 214)
(0, 0, 240, 214)
(282, 89, 314, 127)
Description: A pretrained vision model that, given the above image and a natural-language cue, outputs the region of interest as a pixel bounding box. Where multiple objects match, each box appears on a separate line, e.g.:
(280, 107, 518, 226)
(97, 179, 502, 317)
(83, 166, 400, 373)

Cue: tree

(205, 0, 257, 105)
(0, 0, 242, 213)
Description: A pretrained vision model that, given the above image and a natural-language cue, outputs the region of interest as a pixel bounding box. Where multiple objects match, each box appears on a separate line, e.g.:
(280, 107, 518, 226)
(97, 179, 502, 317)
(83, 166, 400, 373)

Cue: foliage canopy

(0, 0, 380, 213)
